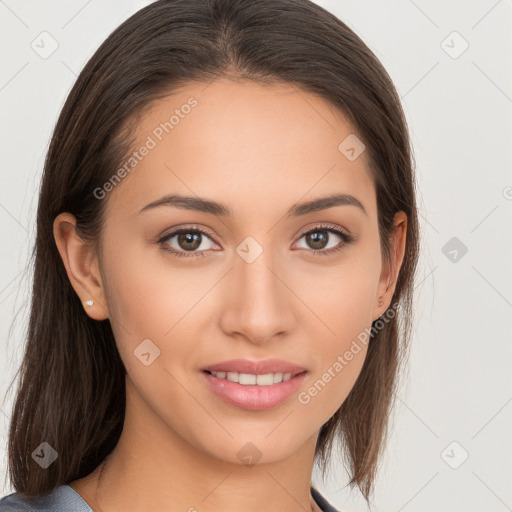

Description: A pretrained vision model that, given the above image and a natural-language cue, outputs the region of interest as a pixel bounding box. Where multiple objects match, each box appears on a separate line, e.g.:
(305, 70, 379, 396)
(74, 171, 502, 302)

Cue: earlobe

(53, 212, 109, 321)
(372, 211, 407, 321)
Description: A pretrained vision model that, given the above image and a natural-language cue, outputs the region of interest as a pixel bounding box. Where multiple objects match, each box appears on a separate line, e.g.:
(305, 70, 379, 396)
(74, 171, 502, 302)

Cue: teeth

(239, 373, 256, 385)
(273, 372, 283, 383)
(211, 371, 296, 385)
(256, 373, 273, 386)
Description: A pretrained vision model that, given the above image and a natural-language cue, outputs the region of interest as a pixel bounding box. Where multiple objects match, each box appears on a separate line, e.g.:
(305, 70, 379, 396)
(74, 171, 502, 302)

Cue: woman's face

(74, 78, 402, 465)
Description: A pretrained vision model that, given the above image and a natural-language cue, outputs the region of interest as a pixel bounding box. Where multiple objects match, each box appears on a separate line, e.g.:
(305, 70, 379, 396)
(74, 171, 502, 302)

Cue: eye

(293, 223, 355, 256)
(157, 226, 219, 258)
(157, 223, 355, 259)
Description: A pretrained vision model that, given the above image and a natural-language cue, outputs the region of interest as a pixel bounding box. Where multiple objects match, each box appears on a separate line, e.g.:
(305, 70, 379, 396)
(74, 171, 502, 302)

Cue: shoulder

(1, 484, 338, 512)
(311, 485, 342, 512)
(0, 485, 92, 512)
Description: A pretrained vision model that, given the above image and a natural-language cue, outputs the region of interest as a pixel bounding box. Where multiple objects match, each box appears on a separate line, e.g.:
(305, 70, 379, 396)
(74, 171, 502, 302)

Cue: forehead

(105, 77, 376, 220)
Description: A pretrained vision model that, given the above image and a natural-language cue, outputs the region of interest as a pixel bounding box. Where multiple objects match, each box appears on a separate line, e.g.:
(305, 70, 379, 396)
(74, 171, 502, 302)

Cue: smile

(202, 370, 308, 411)
(206, 370, 295, 386)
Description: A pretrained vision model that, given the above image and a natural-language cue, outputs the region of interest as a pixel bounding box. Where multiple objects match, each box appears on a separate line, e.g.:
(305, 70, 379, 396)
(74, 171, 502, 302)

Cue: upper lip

(202, 359, 307, 376)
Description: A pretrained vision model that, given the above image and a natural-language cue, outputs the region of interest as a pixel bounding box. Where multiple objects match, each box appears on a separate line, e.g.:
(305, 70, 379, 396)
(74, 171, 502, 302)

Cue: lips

(200, 358, 309, 410)
(201, 368, 308, 411)
(201, 358, 307, 376)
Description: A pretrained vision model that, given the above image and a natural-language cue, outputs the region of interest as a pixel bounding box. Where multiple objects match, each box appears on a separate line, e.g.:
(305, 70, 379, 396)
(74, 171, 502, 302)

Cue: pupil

(178, 232, 201, 251)
(308, 231, 327, 250)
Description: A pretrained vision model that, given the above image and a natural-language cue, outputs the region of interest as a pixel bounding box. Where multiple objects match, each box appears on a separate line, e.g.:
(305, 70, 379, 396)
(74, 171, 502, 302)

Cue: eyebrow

(137, 192, 367, 217)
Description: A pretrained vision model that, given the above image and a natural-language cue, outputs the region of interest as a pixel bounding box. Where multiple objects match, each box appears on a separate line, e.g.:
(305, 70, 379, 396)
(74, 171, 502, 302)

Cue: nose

(219, 249, 296, 346)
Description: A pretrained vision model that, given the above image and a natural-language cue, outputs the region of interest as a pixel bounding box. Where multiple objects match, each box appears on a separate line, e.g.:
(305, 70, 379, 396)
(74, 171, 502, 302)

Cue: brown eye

(304, 230, 329, 250)
(158, 227, 218, 258)
(294, 225, 355, 256)
(176, 232, 202, 251)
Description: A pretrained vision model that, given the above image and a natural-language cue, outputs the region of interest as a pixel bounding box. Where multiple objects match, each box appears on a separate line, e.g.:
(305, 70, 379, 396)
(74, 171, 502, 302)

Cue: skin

(54, 77, 407, 512)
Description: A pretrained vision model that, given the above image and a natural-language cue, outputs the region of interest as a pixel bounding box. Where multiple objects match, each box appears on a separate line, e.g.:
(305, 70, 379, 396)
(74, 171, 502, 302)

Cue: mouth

(201, 357, 308, 377)
(202, 369, 307, 386)
(201, 367, 308, 411)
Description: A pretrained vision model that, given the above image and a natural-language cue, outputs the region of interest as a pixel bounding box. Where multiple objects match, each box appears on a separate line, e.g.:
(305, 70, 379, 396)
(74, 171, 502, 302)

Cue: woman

(0, 0, 420, 510)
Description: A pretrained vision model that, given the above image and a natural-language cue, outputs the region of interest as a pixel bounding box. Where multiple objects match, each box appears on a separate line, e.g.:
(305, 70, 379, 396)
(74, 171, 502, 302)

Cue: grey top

(0, 484, 340, 511)
(0, 485, 92, 511)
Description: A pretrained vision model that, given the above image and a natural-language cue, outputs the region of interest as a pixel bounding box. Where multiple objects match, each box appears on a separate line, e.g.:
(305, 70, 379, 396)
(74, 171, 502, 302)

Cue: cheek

(298, 298, 370, 423)
(100, 250, 201, 423)
(292, 258, 378, 415)
(101, 236, 198, 334)
(100, 240, 216, 379)
(293, 254, 380, 338)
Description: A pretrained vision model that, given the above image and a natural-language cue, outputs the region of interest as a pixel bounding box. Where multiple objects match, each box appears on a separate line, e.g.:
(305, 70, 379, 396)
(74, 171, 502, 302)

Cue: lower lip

(201, 370, 308, 411)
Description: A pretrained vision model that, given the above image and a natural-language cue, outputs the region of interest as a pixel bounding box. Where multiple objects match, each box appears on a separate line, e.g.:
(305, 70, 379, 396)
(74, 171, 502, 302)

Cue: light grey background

(1, 1, 511, 511)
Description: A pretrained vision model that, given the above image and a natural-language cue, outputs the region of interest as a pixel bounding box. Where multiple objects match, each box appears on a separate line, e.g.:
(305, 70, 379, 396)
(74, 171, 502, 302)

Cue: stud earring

(85, 300, 94, 307)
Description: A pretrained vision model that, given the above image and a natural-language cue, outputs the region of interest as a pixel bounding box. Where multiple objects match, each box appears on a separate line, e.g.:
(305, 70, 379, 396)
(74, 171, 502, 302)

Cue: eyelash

(157, 223, 356, 259)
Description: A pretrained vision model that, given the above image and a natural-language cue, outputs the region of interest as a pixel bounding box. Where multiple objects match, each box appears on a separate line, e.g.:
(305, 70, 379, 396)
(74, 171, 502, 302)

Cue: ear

(53, 212, 109, 321)
(372, 211, 407, 321)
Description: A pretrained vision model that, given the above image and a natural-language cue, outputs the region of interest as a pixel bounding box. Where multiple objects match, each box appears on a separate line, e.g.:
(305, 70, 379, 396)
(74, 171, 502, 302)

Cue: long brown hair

(3, 0, 420, 504)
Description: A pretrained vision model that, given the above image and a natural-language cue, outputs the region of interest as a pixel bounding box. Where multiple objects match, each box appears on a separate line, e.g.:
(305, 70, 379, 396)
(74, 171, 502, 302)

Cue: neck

(70, 376, 322, 512)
